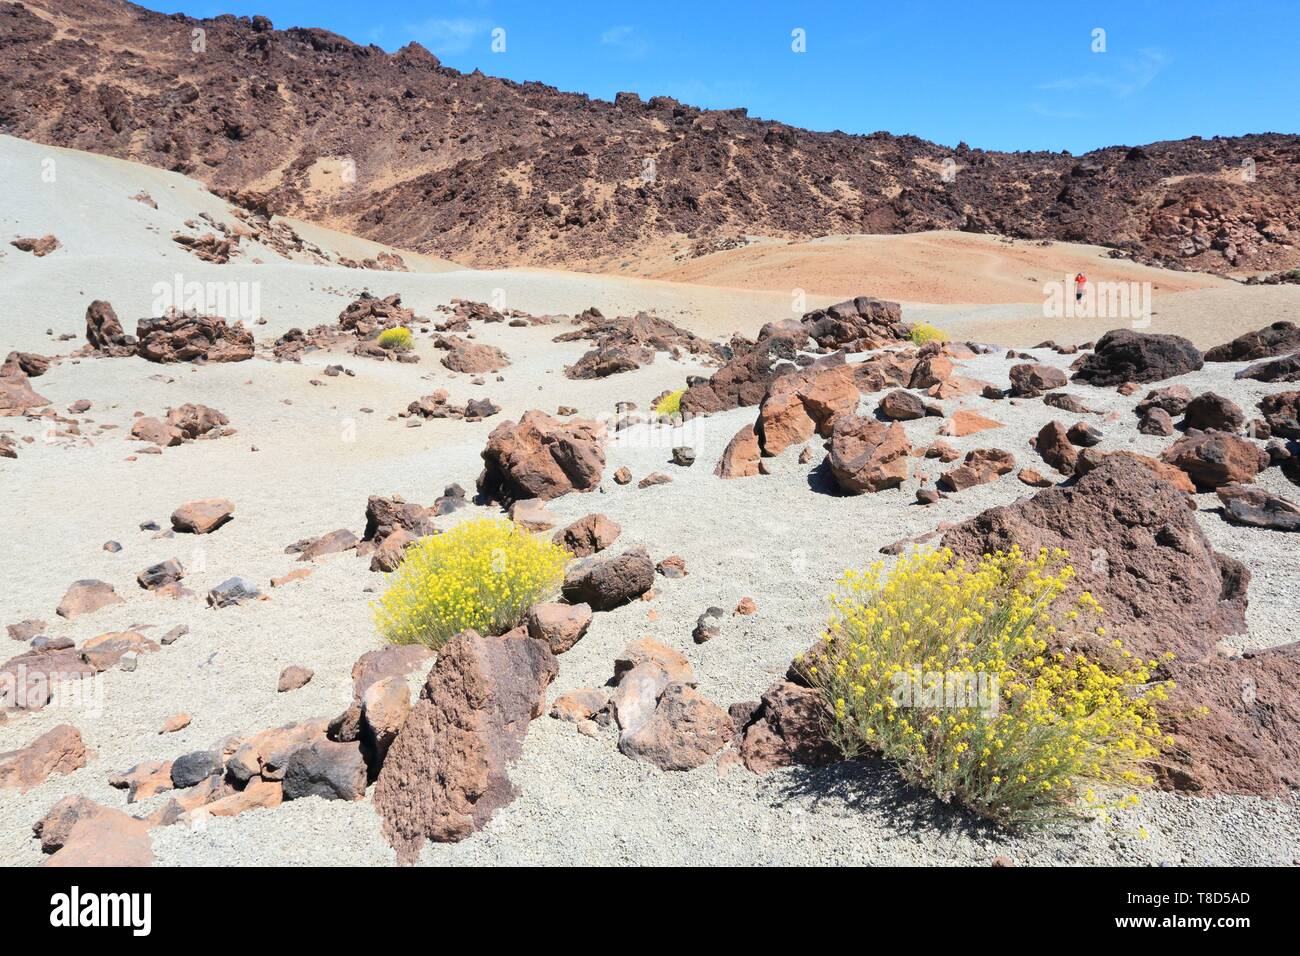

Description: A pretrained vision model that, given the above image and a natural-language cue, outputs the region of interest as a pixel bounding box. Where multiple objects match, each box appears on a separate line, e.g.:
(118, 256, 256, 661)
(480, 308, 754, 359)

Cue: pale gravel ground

(2, 134, 1299, 867)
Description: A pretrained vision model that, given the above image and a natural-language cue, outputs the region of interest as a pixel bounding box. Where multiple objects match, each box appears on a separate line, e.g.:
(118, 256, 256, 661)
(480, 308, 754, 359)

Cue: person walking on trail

(1074, 272, 1087, 303)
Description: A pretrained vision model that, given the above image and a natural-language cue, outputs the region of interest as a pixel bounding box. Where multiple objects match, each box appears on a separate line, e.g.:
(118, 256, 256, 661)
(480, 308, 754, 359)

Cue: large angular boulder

(1, 645, 97, 713)
(679, 333, 804, 415)
(0, 353, 50, 416)
(438, 336, 509, 374)
(1008, 363, 1067, 397)
(477, 411, 605, 505)
(164, 403, 229, 440)
(135, 312, 254, 363)
(338, 292, 414, 335)
(799, 296, 908, 351)
(565, 344, 654, 379)
(0, 725, 88, 790)
(561, 546, 655, 611)
(941, 455, 1250, 662)
(1035, 420, 1078, 475)
(84, 300, 135, 356)
(738, 681, 840, 773)
(35, 798, 153, 867)
(1259, 391, 1300, 440)
(938, 448, 1015, 491)
(714, 423, 763, 478)
(372, 628, 557, 862)
(56, 579, 123, 619)
(618, 683, 733, 771)
(1204, 321, 1300, 362)
(552, 514, 621, 557)
(1236, 351, 1300, 383)
(171, 498, 235, 534)
(1182, 392, 1244, 433)
(827, 417, 911, 494)
(1216, 484, 1300, 531)
(1071, 329, 1203, 386)
(525, 602, 593, 653)
(756, 357, 861, 455)
(282, 739, 368, 801)
(1161, 430, 1269, 489)
(1155, 644, 1300, 795)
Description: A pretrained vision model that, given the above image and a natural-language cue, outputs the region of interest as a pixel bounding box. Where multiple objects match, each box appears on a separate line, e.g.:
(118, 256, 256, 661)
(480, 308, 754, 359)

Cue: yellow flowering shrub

(908, 322, 948, 345)
(377, 326, 413, 351)
(374, 518, 567, 649)
(654, 388, 686, 416)
(800, 546, 1171, 827)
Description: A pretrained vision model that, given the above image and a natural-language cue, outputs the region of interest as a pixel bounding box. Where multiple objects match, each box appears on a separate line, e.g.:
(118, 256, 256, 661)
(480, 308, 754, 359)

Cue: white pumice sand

(2, 135, 1299, 867)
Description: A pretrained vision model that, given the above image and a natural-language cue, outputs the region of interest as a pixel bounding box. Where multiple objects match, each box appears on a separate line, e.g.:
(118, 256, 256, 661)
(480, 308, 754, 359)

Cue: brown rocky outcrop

(798, 296, 909, 351)
(942, 455, 1249, 662)
(0, 725, 88, 790)
(1071, 329, 1203, 386)
(713, 423, 763, 478)
(0, 353, 50, 416)
(1204, 321, 1300, 362)
(477, 411, 605, 505)
(827, 417, 911, 494)
(84, 300, 136, 356)
(1008, 363, 1068, 397)
(372, 628, 557, 862)
(135, 311, 255, 363)
(938, 448, 1016, 491)
(1161, 430, 1270, 488)
(552, 513, 621, 557)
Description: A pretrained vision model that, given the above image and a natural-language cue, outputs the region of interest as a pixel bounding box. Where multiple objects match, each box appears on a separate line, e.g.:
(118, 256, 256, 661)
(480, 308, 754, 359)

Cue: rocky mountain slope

(3, 0, 1298, 273)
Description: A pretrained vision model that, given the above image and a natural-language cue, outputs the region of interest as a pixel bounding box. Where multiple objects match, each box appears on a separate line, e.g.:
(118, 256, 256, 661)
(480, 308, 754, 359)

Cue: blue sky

(140, 0, 1299, 153)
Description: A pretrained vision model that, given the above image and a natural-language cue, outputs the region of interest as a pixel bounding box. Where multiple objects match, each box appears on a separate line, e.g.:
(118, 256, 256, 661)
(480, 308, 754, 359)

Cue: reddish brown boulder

(277, 665, 314, 692)
(679, 333, 803, 414)
(130, 416, 183, 446)
(164, 403, 229, 440)
(550, 687, 609, 723)
(81, 630, 159, 671)
(85, 300, 135, 356)
(1216, 484, 1300, 531)
(297, 528, 359, 561)
(171, 498, 235, 534)
(561, 546, 655, 611)
(373, 628, 558, 861)
(1236, 351, 1300, 383)
(1204, 321, 1300, 362)
(565, 344, 654, 379)
(942, 454, 1249, 662)
(877, 389, 926, 421)
(525, 601, 593, 653)
(799, 296, 908, 351)
(1138, 407, 1174, 435)
(1136, 384, 1193, 416)
(477, 410, 605, 505)
(0, 354, 50, 416)
(1072, 450, 1195, 494)
(714, 422, 763, 478)
(938, 409, 1004, 438)
(1161, 430, 1270, 489)
(938, 448, 1015, 491)
(36, 800, 153, 867)
(136, 312, 254, 363)
(338, 292, 414, 335)
(1258, 391, 1300, 440)
(909, 353, 954, 389)
(1034, 420, 1078, 475)
(1156, 644, 1300, 796)
(828, 417, 911, 494)
(439, 336, 510, 374)
(552, 513, 621, 557)
(0, 724, 88, 790)
(1008, 363, 1067, 397)
(739, 681, 839, 773)
(1, 645, 96, 713)
(363, 494, 435, 542)
(1182, 392, 1245, 433)
(55, 579, 123, 619)
(618, 683, 733, 771)
(757, 358, 859, 455)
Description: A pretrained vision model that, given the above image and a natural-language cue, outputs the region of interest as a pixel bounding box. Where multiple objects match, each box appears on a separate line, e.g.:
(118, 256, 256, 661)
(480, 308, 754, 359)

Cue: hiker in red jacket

(1074, 272, 1087, 303)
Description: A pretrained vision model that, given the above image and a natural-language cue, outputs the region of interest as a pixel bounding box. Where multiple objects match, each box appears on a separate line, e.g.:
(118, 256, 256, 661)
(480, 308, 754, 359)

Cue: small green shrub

(373, 517, 567, 649)
(908, 322, 948, 345)
(654, 388, 686, 416)
(801, 546, 1170, 827)
(377, 327, 413, 351)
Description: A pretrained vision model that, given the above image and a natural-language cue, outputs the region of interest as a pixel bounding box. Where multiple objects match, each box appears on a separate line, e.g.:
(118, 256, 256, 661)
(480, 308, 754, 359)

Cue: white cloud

(1039, 48, 1171, 99)
(405, 17, 493, 56)
(600, 25, 649, 60)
